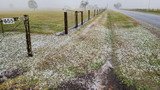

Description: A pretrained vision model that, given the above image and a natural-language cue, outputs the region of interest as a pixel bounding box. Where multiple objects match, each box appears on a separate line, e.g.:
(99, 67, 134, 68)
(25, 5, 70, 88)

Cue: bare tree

(80, 0, 89, 10)
(114, 3, 122, 9)
(28, 0, 38, 11)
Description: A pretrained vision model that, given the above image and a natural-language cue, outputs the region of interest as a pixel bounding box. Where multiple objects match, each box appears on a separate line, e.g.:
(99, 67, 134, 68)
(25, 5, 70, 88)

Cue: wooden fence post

(94, 10, 96, 17)
(97, 9, 98, 15)
(24, 15, 33, 57)
(0, 19, 4, 33)
(88, 10, 90, 20)
(98, 9, 100, 14)
(64, 12, 68, 34)
(75, 11, 78, 28)
(81, 11, 84, 25)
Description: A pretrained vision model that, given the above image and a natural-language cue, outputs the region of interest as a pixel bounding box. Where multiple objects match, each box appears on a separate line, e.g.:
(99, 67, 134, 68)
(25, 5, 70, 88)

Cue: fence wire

(0, 17, 24, 42)
(0, 9, 103, 58)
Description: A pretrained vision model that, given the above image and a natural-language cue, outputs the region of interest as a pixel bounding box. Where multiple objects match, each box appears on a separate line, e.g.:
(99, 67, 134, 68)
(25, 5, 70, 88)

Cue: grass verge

(106, 10, 160, 89)
(106, 11, 139, 29)
(128, 9, 160, 15)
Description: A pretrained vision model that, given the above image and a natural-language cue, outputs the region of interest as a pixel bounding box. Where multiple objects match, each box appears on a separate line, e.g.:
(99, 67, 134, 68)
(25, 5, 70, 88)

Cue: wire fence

(0, 9, 106, 57)
(0, 15, 32, 57)
(0, 17, 24, 42)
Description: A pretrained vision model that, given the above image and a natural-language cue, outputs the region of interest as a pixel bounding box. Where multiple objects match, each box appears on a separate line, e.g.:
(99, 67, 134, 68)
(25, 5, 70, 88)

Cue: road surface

(120, 10, 160, 29)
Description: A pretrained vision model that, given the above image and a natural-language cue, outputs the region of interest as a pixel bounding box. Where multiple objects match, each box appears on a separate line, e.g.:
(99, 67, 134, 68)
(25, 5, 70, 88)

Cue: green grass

(0, 10, 93, 34)
(0, 11, 64, 34)
(0, 76, 39, 90)
(90, 60, 104, 70)
(129, 9, 160, 15)
(107, 11, 139, 29)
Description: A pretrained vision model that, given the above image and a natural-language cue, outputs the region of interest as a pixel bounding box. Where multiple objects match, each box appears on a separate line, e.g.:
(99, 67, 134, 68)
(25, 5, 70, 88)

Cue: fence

(0, 9, 105, 57)
(64, 9, 106, 34)
(0, 15, 33, 57)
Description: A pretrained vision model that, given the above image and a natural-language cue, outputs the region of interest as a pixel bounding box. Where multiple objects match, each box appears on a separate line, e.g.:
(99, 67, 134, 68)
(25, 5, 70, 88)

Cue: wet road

(119, 10, 160, 28)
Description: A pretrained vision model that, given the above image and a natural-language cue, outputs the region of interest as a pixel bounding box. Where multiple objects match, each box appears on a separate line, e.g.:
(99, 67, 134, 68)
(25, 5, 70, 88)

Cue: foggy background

(0, 0, 160, 11)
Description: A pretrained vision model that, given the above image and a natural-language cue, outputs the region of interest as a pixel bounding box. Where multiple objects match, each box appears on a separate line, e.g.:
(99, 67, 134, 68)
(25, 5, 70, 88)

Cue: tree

(28, 0, 38, 10)
(114, 3, 122, 9)
(80, 0, 89, 10)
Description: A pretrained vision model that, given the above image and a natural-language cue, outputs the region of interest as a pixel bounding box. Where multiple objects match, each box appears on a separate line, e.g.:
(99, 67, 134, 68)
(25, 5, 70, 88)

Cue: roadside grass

(0, 10, 94, 34)
(128, 9, 160, 15)
(106, 11, 160, 89)
(106, 11, 139, 29)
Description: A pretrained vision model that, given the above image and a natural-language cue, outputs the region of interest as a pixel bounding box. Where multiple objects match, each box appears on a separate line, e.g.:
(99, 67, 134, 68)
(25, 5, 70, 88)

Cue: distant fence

(64, 9, 106, 34)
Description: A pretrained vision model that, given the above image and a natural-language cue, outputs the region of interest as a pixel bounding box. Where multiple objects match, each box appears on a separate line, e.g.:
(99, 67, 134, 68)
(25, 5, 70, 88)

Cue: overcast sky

(0, 0, 160, 11)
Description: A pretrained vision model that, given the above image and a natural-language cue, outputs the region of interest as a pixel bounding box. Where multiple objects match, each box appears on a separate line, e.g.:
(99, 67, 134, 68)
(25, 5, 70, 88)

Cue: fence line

(1, 9, 105, 57)
(64, 9, 106, 34)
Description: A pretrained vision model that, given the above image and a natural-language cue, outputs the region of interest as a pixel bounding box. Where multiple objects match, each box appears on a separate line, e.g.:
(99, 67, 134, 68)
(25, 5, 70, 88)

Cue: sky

(0, 0, 160, 11)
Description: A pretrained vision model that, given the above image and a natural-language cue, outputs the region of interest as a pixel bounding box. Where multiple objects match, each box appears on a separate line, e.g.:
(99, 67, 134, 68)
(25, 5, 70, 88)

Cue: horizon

(0, 0, 160, 11)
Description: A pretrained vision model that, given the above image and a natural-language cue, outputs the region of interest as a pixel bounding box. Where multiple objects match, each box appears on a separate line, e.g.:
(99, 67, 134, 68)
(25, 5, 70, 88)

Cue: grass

(0, 12, 106, 89)
(0, 76, 39, 90)
(0, 10, 93, 34)
(106, 10, 160, 89)
(106, 11, 139, 29)
(0, 11, 64, 34)
(90, 60, 104, 70)
(129, 9, 160, 15)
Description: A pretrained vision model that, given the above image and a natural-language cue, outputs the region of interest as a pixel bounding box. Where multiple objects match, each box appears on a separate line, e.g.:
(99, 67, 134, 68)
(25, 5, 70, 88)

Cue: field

(0, 10, 160, 89)
(129, 9, 160, 15)
(0, 10, 91, 34)
(106, 11, 160, 89)
(0, 10, 104, 89)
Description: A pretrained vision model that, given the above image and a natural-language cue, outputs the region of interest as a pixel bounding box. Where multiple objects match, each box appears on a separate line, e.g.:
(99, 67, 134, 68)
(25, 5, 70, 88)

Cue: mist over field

(0, 0, 107, 11)
(0, 0, 160, 11)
